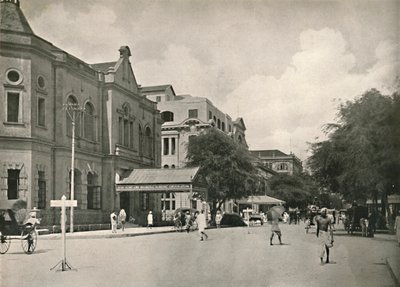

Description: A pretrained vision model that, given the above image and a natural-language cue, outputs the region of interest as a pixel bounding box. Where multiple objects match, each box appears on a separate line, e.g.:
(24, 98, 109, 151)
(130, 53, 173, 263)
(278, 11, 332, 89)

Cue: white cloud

(224, 28, 399, 161)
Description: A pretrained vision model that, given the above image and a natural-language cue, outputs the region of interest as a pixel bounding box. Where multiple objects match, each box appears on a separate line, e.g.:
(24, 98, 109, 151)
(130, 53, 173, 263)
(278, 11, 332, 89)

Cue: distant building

(0, 0, 161, 226)
(142, 85, 248, 169)
(250, 150, 303, 175)
(141, 85, 249, 215)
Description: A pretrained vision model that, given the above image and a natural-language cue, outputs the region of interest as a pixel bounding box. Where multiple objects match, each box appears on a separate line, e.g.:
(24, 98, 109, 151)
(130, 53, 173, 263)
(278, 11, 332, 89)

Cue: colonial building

(140, 85, 260, 216)
(0, 0, 161, 227)
(141, 85, 248, 169)
(250, 149, 303, 175)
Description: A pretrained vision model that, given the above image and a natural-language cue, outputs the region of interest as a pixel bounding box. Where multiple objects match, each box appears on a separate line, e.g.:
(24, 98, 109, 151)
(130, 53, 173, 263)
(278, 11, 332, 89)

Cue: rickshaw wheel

(174, 220, 182, 232)
(0, 234, 11, 254)
(21, 229, 37, 254)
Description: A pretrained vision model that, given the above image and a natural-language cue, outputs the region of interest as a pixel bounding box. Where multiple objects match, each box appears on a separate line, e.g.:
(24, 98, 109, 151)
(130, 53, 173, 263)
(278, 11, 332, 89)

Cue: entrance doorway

(120, 192, 130, 219)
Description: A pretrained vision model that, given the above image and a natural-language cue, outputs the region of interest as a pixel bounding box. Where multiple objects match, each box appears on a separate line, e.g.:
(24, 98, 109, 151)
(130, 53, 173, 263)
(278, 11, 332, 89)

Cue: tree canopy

(308, 88, 400, 206)
(185, 128, 258, 211)
(268, 173, 320, 209)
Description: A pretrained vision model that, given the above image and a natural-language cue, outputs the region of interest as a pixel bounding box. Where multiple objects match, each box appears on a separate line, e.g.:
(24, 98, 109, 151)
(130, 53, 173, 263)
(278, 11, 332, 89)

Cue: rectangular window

(156, 96, 161, 102)
(130, 121, 134, 148)
(163, 138, 169, 155)
(7, 169, 20, 200)
(171, 138, 176, 155)
(7, 92, 20, 123)
(124, 119, 129, 146)
(118, 117, 123, 144)
(38, 171, 46, 209)
(188, 109, 198, 118)
(140, 192, 149, 211)
(37, 97, 45, 126)
(87, 186, 101, 209)
(209, 111, 212, 120)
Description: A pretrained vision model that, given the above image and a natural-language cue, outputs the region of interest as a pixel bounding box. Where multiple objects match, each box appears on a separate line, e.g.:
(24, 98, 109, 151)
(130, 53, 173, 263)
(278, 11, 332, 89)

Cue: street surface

(1, 222, 399, 287)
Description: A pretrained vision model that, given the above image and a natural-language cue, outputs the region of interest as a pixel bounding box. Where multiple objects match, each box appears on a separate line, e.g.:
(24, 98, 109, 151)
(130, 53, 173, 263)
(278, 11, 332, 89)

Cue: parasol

(267, 205, 285, 221)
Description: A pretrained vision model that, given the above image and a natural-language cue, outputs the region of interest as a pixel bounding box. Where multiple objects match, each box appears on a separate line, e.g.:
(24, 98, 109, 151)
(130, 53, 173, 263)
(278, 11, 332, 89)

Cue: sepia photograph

(0, 0, 399, 286)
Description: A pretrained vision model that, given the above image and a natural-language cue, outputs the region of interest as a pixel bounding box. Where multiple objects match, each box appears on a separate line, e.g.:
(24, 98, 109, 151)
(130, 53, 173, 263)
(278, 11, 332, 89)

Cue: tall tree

(308, 89, 400, 213)
(186, 128, 258, 214)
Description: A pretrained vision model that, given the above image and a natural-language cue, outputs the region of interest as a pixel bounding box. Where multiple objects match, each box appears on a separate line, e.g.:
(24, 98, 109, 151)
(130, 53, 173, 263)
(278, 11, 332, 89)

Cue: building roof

(250, 149, 289, 158)
(141, 85, 175, 94)
(90, 61, 117, 73)
(237, 195, 285, 205)
(118, 167, 200, 185)
(0, 0, 33, 34)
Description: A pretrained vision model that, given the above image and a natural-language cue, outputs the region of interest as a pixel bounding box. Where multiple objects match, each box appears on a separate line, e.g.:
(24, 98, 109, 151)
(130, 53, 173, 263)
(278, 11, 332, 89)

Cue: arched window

(217, 119, 221, 129)
(163, 164, 169, 168)
(66, 96, 80, 137)
(221, 122, 225, 131)
(84, 102, 96, 141)
(161, 111, 174, 122)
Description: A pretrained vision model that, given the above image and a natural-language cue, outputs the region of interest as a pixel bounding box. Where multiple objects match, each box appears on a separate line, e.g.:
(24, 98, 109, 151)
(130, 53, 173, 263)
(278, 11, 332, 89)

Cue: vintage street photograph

(0, 0, 399, 286)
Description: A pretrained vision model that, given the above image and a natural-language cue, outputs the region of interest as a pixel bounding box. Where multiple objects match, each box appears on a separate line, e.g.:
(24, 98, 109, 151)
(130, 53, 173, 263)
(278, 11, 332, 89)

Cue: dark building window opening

(38, 171, 46, 209)
(87, 172, 101, 210)
(188, 109, 198, 118)
(7, 92, 20, 123)
(161, 111, 174, 122)
(7, 169, 20, 200)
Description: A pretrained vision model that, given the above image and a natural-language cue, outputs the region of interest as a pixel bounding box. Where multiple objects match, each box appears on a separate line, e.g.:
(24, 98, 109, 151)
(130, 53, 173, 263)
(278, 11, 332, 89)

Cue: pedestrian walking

(270, 216, 282, 245)
(196, 210, 208, 241)
(215, 211, 222, 228)
(119, 209, 127, 232)
(147, 211, 153, 228)
(395, 210, 400, 247)
(185, 211, 191, 233)
(110, 211, 117, 233)
(316, 207, 334, 264)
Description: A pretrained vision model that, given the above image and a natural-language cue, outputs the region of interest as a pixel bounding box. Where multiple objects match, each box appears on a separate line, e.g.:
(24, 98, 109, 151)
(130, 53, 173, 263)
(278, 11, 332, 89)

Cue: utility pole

(63, 102, 84, 233)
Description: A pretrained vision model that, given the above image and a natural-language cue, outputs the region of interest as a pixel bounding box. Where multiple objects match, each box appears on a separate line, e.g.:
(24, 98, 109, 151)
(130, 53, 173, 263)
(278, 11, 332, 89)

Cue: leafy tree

(268, 173, 319, 209)
(186, 128, 258, 215)
(308, 89, 400, 216)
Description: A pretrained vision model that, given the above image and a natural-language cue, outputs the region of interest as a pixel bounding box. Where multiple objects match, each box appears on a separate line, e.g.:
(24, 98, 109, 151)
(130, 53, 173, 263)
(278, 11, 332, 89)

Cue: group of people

(110, 209, 127, 233)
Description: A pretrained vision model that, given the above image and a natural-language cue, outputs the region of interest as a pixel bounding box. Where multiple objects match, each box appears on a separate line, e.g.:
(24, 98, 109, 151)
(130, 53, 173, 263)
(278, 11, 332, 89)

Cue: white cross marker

(50, 195, 77, 271)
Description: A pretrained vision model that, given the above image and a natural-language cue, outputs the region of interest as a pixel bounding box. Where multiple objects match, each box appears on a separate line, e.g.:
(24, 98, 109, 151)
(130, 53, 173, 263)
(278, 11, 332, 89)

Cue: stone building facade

(250, 149, 303, 175)
(0, 0, 161, 226)
(142, 85, 248, 169)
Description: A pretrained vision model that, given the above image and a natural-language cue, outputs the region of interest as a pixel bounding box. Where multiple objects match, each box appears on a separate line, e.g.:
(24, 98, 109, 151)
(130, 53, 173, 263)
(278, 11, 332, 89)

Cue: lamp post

(64, 102, 84, 233)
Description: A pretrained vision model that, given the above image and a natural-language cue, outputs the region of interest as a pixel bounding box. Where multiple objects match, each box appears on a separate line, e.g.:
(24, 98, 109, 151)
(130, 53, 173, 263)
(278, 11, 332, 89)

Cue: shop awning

(116, 167, 207, 193)
(237, 195, 285, 205)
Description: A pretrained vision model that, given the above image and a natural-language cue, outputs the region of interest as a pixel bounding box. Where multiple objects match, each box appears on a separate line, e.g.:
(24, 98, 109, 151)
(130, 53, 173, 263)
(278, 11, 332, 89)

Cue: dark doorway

(120, 192, 130, 219)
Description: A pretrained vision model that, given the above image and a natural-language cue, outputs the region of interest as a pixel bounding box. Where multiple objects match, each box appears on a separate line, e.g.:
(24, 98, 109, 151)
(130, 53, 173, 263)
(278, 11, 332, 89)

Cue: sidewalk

(387, 255, 400, 287)
(39, 226, 176, 240)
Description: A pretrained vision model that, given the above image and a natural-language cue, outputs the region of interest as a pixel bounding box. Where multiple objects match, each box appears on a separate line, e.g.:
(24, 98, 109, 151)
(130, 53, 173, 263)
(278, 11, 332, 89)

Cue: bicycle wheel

(0, 234, 11, 254)
(21, 229, 37, 254)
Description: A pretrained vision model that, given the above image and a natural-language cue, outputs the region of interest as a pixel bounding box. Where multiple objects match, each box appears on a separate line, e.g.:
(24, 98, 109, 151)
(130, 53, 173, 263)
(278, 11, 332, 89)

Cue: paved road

(1, 223, 399, 287)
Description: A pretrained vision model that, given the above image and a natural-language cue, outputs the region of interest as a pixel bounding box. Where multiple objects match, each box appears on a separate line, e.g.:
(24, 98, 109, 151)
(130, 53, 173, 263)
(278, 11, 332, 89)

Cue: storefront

(116, 167, 207, 226)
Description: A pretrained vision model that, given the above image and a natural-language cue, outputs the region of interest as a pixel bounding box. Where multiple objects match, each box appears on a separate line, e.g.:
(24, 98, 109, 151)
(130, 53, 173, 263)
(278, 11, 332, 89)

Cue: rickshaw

(346, 205, 368, 235)
(0, 208, 39, 254)
(305, 205, 319, 233)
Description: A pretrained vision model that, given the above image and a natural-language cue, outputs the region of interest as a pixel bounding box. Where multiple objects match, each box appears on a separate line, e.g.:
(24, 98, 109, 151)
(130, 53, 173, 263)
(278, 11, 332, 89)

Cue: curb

(386, 257, 400, 287)
(39, 228, 177, 240)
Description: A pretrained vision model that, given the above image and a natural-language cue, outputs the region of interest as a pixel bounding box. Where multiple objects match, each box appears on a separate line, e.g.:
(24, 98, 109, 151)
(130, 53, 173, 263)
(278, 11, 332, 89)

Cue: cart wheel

(0, 234, 11, 254)
(21, 229, 37, 254)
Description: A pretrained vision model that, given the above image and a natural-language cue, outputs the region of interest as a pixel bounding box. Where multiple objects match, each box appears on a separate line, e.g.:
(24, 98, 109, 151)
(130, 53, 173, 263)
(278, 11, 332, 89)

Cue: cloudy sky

(22, 0, 399, 161)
